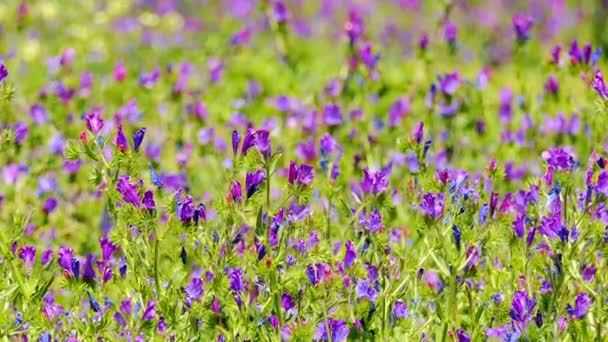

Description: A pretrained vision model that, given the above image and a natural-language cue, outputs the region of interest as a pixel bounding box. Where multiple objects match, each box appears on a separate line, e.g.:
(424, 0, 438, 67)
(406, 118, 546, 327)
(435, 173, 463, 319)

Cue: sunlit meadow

(1, 0, 608, 341)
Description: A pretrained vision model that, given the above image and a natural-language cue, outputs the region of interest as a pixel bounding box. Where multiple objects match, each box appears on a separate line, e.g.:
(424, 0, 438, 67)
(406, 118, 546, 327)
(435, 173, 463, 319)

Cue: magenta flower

(85, 109, 104, 134)
(512, 13, 534, 42)
(18, 245, 36, 269)
(116, 176, 142, 207)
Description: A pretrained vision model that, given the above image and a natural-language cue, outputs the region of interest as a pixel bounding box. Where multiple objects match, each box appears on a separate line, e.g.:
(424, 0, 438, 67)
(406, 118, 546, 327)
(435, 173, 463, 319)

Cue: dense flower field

(3, 0, 608, 341)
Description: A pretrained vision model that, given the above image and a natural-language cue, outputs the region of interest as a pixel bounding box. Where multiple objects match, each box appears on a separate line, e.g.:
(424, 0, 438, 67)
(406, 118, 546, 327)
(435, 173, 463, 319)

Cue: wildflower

(255, 129, 271, 157)
(116, 176, 141, 207)
(57, 247, 73, 270)
(114, 61, 127, 81)
(444, 22, 457, 45)
(344, 241, 357, 268)
(87, 291, 101, 312)
(457, 329, 471, 342)
(510, 290, 536, 331)
(355, 278, 379, 302)
(179, 195, 194, 224)
(18, 245, 36, 269)
(593, 69, 608, 98)
(565, 292, 592, 321)
(132, 128, 146, 152)
(392, 300, 409, 319)
(361, 168, 388, 194)
(541, 148, 576, 171)
(240, 129, 256, 155)
(420, 192, 445, 219)
(231, 130, 241, 155)
(245, 170, 265, 199)
(313, 318, 349, 342)
(323, 103, 343, 126)
(115, 125, 128, 152)
(228, 268, 244, 292)
(85, 109, 104, 134)
(582, 264, 596, 282)
(439, 72, 460, 96)
(185, 277, 204, 303)
(142, 190, 155, 212)
(545, 75, 559, 95)
(142, 301, 156, 321)
(512, 13, 534, 42)
(0, 63, 8, 82)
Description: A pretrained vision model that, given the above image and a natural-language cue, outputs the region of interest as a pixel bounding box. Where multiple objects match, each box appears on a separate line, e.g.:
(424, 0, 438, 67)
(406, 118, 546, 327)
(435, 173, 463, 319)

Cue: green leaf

(65, 140, 81, 161)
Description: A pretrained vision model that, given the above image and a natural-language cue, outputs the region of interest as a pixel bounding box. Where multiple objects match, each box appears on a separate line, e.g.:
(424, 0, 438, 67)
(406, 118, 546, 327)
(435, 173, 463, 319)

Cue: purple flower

(567, 292, 592, 320)
(132, 128, 146, 152)
(510, 290, 536, 330)
(0, 63, 8, 82)
(142, 301, 156, 321)
(42, 197, 58, 214)
(42, 303, 64, 321)
(193, 203, 206, 225)
(115, 124, 128, 152)
(388, 97, 410, 127)
(82, 254, 96, 281)
(273, 1, 288, 23)
(245, 170, 265, 199)
(14, 122, 28, 144)
(116, 176, 141, 207)
(57, 247, 73, 270)
(498, 88, 513, 123)
(18, 245, 36, 269)
(30, 104, 49, 125)
(139, 68, 160, 88)
(241, 129, 256, 155)
(345, 10, 364, 43)
(289, 162, 314, 186)
(413, 122, 424, 144)
(87, 291, 101, 312)
(582, 264, 596, 282)
(443, 22, 457, 44)
(545, 75, 559, 95)
(228, 268, 244, 292)
(85, 109, 104, 134)
(512, 13, 534, 42)
(231, 130, 240, 155)
(439, 72, 460, 96)
(179, 195, 194, 224)
(541, 148, 575, 171)
(343, 240, 357, 268)
(281, 292, 296, 314)
(419, 32, 429, 50)
(323, 104, 343, 126)
(465, 246, 480, 270)
(356, 278, 379, 301)
(41, 248, 53, 266)
(594, 69, 608, 98)
(306, 264, 318, 285)
(361, 168, 388, 194)
(255, 130, 271, 157)
(457, 329, 471, 342)
(99, 236, 117, 262)
(393, 300, 409, 319)
(314, 318, 349, 342)
(420, 192, 445, 219)
(185, 277, 204, 302)
(231, 180, 242, 204)
(142, 190, 156, 212)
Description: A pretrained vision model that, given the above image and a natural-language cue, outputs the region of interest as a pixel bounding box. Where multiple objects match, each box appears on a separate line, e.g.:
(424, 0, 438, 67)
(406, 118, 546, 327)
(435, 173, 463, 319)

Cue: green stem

(153, 225, 161, 299)
(0, 231, 28, 300)
(266, 163, 271, 246)
(326, 197, 332, 241)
